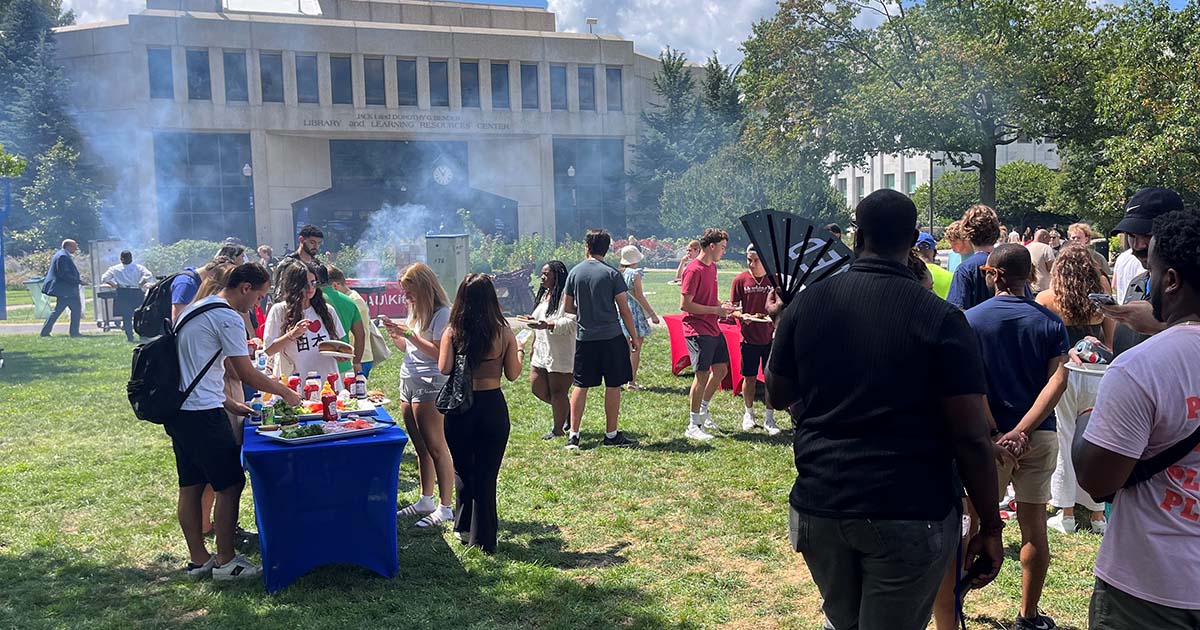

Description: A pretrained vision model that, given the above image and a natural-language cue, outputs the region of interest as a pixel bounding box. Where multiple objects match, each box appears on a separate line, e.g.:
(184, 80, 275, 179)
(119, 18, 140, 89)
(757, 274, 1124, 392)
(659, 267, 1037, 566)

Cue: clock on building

(432, 164, 454, 186)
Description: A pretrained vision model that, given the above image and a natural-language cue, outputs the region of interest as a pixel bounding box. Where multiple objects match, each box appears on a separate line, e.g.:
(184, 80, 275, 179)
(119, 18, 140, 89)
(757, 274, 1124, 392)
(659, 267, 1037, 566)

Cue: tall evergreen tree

(10, 138, 100, 252)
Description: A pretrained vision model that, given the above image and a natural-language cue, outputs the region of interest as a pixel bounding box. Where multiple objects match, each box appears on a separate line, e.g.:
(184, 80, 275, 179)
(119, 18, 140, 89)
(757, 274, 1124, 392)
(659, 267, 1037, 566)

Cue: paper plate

(1065, 362, 1109, 377)
(319, 350, 354, 360)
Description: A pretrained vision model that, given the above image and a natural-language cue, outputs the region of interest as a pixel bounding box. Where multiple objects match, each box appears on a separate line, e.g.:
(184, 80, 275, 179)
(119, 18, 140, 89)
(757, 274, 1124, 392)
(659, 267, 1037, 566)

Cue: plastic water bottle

(255, 350, 268, 371)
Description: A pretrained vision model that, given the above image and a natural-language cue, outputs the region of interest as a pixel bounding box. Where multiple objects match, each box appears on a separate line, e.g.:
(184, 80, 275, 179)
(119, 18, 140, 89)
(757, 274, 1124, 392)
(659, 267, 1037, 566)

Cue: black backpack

(126, 302, 231, 424)
(133, 270, 200, 338)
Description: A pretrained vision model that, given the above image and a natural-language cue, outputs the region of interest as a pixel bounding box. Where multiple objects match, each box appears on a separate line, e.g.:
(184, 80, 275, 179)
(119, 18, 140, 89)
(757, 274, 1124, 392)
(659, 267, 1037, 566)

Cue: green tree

(0, 143, 25, 177)
(740, 0, 1102, 208)
(660, 142, 847, 234)
(628, 48, 703, 235)
(9, 138, 100, 252)
(911, 161, 1072, 228)
(1055, 0, 1200, 227)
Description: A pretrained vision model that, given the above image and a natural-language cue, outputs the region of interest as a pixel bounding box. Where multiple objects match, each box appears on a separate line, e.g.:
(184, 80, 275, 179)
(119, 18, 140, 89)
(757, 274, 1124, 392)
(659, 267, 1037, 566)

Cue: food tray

(741, 315, 771, 323)
(260, 420, 388, 445)
(270, 400, 377, 422)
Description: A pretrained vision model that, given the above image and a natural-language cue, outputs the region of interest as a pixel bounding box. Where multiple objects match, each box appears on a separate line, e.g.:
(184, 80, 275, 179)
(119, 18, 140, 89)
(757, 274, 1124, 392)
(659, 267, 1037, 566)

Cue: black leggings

(443, 388, 510, 553)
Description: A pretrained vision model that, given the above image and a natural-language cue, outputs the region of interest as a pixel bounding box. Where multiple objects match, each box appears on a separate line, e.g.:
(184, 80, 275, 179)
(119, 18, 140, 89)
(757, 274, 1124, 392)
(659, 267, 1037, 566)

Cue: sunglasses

(980, 265, 1003, 275)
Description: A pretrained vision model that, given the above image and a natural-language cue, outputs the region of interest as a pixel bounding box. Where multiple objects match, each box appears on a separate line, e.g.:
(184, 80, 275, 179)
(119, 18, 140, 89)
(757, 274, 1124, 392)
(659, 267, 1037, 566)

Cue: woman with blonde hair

(1035, 244, 1114, 536)
(385, 263, 456, 527)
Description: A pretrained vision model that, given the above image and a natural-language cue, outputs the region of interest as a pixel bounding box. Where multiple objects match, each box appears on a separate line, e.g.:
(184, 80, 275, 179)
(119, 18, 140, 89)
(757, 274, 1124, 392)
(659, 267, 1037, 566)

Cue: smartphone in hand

(1088, 293, 1117, 307)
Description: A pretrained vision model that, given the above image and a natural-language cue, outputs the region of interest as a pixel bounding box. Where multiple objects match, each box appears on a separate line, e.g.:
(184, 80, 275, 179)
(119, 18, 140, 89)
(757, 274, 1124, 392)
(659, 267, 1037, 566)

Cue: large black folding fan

(740, 209, 855, 303)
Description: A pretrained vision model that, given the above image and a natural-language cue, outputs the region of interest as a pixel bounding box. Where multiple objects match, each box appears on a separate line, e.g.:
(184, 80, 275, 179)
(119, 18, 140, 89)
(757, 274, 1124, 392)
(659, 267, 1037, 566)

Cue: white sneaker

(1048, 512, 1076, 534)
(1090, 519, 1107, 536)
(184, 555, 215, 580)
(701, 411, 721, 432)
(741, 412, 756, 431)
(764, 419, 782, 436)
(684, 424, 715, 441)
(212, 554, 262, 581)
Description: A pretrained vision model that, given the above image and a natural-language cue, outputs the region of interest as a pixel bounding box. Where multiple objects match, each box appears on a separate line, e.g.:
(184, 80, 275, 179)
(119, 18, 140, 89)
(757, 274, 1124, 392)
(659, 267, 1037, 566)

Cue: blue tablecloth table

(241, 407, 408, 593)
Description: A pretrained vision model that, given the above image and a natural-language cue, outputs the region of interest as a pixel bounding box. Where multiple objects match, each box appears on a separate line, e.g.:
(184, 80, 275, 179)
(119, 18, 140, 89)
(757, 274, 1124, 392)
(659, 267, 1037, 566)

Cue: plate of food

(365, 390, 392, 407)
(317, 339, 355, 360)
(260, 417, 387, 445)
(514, 315, 537, 325)
(741, 313, 772, 324)
(335, 397, 377, 415)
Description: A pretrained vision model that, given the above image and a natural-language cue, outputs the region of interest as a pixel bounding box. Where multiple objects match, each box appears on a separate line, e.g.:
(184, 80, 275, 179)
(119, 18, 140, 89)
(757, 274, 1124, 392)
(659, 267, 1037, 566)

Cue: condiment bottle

(343, 371, 356, 393)
(304, 372, 321, 402)
(354, 372, 367, 399)
(320, 382, 337, 421)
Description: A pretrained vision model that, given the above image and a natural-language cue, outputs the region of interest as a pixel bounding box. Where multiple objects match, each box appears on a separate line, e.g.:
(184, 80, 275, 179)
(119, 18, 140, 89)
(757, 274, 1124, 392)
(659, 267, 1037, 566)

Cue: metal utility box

(424, 234, 469, 302)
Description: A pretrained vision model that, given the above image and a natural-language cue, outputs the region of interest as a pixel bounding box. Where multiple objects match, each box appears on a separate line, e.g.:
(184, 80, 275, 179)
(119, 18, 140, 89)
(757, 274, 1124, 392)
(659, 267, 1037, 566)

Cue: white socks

(699, 400, 710, 414)
(690, 411, 703, 427)
(605, 430, 618, 439)
(569, 431, 580, 439)
(414, 495, 436, 511)
(764, 409, 775, 423)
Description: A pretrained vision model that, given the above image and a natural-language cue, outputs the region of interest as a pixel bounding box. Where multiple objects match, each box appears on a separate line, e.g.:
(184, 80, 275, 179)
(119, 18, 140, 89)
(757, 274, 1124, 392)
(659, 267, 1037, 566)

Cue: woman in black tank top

(438, 274, 521, 554)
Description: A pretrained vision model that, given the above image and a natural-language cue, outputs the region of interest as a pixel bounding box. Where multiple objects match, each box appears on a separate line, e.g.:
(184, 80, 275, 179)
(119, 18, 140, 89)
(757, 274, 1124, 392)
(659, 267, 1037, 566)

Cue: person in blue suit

(40, 239, 83, 337)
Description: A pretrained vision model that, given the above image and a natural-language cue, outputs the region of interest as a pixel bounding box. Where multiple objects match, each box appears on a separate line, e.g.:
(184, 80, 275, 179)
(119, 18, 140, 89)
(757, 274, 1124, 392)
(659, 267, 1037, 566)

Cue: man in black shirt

(273, 225, 324, 299)
(766, 190, 1005, 630)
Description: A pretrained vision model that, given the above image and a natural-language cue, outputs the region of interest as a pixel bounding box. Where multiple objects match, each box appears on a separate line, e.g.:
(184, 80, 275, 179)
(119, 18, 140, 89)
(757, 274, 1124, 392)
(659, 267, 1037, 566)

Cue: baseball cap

(915, 232, 937, 251)
(1110, 187, 1184, 236)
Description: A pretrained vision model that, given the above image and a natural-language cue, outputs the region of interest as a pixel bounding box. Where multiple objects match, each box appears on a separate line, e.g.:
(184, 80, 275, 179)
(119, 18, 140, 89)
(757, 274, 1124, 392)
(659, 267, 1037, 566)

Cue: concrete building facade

(54, 0, 661, 249)
(830, 141, 1061, 215)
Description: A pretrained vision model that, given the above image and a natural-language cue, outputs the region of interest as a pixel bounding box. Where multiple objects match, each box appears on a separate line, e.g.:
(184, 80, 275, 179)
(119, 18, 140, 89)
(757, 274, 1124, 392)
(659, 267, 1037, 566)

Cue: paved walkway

(0, 322, 109, 336)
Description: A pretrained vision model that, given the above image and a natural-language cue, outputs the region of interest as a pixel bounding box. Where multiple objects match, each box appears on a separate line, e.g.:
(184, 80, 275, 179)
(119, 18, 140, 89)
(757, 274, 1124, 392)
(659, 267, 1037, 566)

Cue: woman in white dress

(527, 261, 577, 439)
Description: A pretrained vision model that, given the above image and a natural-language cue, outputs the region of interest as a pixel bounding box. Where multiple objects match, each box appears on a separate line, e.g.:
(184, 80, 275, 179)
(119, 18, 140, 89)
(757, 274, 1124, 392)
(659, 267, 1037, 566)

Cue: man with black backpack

(162, 263, 299, 581)
(1074, 209, 1200, 628)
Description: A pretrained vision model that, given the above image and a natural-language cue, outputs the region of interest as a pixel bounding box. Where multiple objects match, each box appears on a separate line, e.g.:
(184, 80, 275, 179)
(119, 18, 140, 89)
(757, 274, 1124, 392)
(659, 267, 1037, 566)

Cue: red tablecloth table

(663, 313, 765, 395)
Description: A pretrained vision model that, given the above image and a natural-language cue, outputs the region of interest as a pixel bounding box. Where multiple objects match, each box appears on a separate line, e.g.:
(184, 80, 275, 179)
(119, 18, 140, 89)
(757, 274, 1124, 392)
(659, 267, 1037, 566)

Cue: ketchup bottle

(343, 371, 356, 393)
(321, 382, 337, 421)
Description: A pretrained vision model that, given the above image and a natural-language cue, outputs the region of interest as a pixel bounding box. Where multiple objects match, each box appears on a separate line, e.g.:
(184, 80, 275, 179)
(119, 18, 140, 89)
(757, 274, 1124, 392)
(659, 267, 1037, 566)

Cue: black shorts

(163, 408, 245, 492)
(573, 335, 633, 388)
(740, 342, 771, 377)
(686, 334, 730, 372)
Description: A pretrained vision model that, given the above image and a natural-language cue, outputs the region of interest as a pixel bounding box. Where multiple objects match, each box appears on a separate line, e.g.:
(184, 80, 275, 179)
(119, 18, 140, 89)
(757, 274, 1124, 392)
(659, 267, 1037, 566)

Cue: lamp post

(0, 178, 9, 321)
(928, 154, 935, 231)
(567, 164, 577, 234)
(243, 163, 254, 241)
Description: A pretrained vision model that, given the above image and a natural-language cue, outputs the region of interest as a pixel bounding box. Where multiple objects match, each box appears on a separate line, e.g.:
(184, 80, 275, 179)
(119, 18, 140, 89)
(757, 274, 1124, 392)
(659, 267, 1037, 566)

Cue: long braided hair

(533, 261, 569, 316)
(1049, 244, 1104, 325)
(279, 262, 338, 336)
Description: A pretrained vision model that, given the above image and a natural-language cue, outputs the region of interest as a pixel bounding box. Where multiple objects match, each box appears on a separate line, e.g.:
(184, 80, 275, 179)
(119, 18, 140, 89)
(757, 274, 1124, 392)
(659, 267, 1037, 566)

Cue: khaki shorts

(996, 429, 1059, 504)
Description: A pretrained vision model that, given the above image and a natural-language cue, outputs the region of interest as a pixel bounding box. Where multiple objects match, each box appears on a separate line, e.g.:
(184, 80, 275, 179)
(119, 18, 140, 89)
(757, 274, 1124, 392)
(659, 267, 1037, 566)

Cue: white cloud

(547, 0, 778, 63)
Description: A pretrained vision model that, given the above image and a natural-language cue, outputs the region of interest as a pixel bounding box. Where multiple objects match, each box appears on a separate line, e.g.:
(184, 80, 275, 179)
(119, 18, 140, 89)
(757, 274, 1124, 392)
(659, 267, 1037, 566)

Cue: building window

(490, 62, 509, 109)
(153, 132, 255, 245)
(460, 61, 480, 108)
(520, 63, 538, 110)
(364, 57, 385, 106)
(259, 52, 283, 103)
(578, 66, 595, 111)
(330, 56, 352, 105)
(296, 53, 318, 104)
(606, 67, 623, 111)
(397, 59, 417, 106)
(854, 176, 865, 202)
(185, 49, 211, 101)
(223, 51, 248, 102)
(429, 60, 449, 107)
(549, 65, 567, 110)
(836, 177, 847, 200)
(148, 47, 173, 99)
(883, 173, 895, 190)
(904, 171, 917, 194)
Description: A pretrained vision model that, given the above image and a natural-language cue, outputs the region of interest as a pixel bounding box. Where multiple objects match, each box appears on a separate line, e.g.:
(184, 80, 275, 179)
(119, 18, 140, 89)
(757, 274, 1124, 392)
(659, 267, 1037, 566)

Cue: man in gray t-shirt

(561, 230, 640, 450)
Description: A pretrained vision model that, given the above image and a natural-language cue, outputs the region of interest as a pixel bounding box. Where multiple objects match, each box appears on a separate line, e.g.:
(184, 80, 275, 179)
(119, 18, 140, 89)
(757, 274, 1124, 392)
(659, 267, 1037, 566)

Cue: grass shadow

(636, 384, 691, 396)
(494, 520, 632, 570)
(728, 432, 792, 445)
(638, 437, 716, 454)
(971, 613, 1082, 630)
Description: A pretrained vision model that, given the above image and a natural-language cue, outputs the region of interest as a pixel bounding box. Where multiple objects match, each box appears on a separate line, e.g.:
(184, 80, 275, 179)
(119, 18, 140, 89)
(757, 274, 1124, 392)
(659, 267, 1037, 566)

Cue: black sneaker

(601, 432, 637, 448)
(1015, 614, 1057, 630)
(565, 434, 580, 450)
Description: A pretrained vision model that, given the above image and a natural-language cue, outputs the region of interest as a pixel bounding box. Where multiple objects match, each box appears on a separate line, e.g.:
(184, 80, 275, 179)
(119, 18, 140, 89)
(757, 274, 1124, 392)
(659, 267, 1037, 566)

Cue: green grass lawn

(3, 287, 97, 322)
(0, 333, 1101, 629)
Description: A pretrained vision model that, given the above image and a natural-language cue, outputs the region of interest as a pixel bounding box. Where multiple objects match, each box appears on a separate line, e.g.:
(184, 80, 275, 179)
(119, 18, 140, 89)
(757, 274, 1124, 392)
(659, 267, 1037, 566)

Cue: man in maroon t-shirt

(681, 228, 735, 440)
(731, 245, 780, 435)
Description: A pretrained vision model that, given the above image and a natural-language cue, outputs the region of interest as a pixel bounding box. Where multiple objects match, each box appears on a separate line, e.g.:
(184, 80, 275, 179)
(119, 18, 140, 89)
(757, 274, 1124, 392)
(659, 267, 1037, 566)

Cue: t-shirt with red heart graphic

(264, 302, 347, 385)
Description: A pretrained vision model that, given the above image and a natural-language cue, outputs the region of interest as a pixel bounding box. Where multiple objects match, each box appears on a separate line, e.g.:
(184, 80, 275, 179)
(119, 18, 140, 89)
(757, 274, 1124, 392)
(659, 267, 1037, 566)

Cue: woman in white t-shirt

(263, 263, 345, 387)
(385, 263, 455, 527)
(527, 261, 576, 439)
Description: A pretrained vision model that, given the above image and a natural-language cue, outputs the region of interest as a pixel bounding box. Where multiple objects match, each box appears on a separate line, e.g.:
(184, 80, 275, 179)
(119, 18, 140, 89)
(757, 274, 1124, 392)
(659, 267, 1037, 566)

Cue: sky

(62, 0, 1191, 65)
